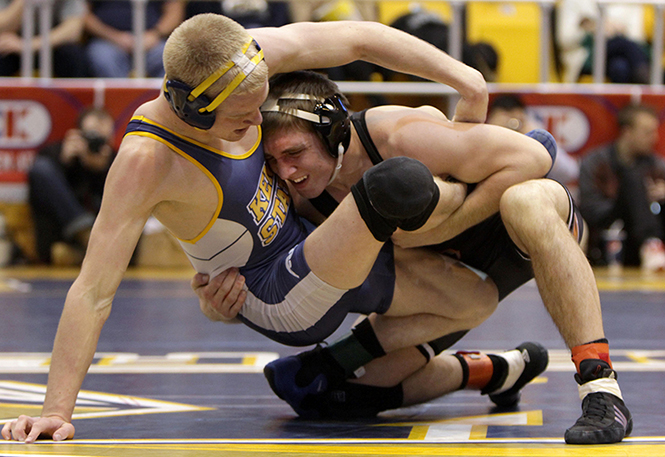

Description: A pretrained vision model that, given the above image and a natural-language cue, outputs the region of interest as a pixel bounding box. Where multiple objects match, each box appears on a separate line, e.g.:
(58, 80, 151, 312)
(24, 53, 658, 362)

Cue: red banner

(0, 80, 158, 201)
(1, 81, 664, 201)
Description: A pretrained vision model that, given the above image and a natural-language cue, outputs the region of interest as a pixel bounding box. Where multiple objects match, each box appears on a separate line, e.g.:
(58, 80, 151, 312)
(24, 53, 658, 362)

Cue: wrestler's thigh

(388, 246, 498, 318)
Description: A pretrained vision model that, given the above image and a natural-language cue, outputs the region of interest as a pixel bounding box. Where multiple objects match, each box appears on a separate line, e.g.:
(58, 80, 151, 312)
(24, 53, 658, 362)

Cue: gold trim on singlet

(124, 131, 222, 244)
(128, 115, 262, 160)
(123, 116, 263, 243)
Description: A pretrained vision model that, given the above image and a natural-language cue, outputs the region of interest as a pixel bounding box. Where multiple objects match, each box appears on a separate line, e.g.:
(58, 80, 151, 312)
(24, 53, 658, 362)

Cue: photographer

(28, 107, 115, 265)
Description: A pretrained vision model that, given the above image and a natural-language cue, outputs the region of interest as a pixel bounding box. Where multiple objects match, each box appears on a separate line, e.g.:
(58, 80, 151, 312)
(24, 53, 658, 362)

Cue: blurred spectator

(487, 94, 579, 187)
(578, 104, 665, 272)
(84, 0, 184, 77)
(28, 107, 115, 266)
(288, 1, 382, 107)
(288, 0, 374, 23)
(0, 0, 89, 77)
(556, 0, 650, 83)
(186, 0, 291, 28)
(390, 9, 498, 83)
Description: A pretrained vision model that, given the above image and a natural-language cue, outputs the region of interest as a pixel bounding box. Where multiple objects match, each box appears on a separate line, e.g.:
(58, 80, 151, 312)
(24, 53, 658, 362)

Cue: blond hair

(163, 14, 268, 100)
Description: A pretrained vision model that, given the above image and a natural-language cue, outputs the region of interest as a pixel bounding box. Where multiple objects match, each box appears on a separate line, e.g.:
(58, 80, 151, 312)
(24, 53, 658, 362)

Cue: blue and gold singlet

(124, 116, 307, 277)
(123, 116, 395, 346)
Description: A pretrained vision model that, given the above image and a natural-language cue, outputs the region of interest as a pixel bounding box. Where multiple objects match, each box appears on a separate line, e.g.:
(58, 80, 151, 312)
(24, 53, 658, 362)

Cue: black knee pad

(351, 157, 439, 241)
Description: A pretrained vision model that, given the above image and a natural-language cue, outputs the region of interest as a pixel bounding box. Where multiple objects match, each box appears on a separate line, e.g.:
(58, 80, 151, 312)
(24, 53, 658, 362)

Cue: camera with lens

(81, 131, 107, 154)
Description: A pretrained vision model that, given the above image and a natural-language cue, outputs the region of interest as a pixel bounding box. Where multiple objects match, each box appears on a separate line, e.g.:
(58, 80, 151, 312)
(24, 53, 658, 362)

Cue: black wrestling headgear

(261, 93, 351, 158)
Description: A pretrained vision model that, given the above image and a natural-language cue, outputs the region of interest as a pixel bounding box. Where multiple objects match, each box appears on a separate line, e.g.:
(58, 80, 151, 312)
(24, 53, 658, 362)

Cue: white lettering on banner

(529, 106, 590, 154)
(15, 149, 36, 172)
(0, 150, 36, 174)
(0, 152, 12, 171)
(0, 101, 51, 148)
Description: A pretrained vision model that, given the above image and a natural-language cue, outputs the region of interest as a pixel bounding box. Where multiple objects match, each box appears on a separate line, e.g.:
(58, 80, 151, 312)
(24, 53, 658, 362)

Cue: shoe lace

(584, 393, 609, 422)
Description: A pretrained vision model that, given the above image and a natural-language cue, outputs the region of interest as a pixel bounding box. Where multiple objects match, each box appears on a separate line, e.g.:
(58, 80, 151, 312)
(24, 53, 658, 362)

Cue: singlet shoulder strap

(350, 110, 384, 165)
(309, 191, 339, 218)
(309, 111, 384, 218)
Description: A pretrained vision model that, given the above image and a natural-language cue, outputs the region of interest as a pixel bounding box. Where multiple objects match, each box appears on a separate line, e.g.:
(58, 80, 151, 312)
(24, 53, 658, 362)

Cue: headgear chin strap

(163, 37, 264, 130)
(327, 143, 346, 185)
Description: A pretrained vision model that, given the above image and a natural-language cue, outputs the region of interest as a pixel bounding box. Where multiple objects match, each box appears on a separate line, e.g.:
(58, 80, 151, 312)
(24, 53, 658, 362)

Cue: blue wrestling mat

(0, 267, 664, 457)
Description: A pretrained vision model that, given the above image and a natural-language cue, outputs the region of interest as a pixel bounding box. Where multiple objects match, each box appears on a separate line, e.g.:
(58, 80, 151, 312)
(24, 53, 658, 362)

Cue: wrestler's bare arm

(382, 117, 553, 246)
(1, 139, 167, 443)
(251, 21, 487, 123)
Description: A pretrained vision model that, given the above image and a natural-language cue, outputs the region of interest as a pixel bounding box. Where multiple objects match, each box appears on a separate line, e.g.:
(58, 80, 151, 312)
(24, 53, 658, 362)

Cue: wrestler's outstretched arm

(2, 137, 163, 443)
(252, 21, 488, 123)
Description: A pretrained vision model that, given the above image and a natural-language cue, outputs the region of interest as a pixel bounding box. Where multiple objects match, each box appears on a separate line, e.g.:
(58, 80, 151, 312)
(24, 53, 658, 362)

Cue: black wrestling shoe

(564, 366, 633, 444)
(486, 342, 549, 408)
(299, 382, 404, 420)
(264, 346, 346, 419)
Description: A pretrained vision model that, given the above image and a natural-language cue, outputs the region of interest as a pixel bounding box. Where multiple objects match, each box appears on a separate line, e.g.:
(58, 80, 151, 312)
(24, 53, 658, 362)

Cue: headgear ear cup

(313, 95, 351, 158)
(163, 37, 264, 130)
(164, 79, 217, 130)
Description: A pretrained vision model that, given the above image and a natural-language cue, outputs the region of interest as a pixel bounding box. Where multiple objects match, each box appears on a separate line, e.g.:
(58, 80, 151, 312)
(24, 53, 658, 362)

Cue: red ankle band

(457, 351, 493, 390)
(571, 342, 612, 372)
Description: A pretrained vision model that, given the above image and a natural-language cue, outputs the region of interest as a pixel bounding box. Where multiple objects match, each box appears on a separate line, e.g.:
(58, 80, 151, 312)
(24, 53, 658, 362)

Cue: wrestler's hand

(1, 414, 75, 443)
(452, 93, 488, 124)
(451, 69, 488, 123)
(391, 227, 446, 249)
(391, 177, 467, 248)
(191, 268, 247, 322)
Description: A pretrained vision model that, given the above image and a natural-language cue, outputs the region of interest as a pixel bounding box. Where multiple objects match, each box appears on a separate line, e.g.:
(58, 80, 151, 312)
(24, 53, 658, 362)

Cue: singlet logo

(285, 247, 299, 278)
(246, 164, 291, 246)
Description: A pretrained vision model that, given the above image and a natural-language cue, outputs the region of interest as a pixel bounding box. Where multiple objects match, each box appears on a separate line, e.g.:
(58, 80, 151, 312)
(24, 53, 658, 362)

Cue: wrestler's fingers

(209, 268, 234, 286)
(218, 276, 246, 318)
(208, 269, 239, 305)
(196, 269, 230, 303)
(9, 415, 32, 441)
(1, 420, 13, 440)
(216, 273, 245, 304)
(214, 268, 239, 292)
(190, 273, 209, 292)
(23, 425, 42, 444)
(228, 289, 247, 316)
(22, 416, 75, 444)
(50, 422, 75, 442)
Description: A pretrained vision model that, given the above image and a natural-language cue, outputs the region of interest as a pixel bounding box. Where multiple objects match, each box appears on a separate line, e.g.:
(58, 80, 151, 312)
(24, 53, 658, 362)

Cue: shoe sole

(564, 425, 631, 445)
(565, 415, 633, 445)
